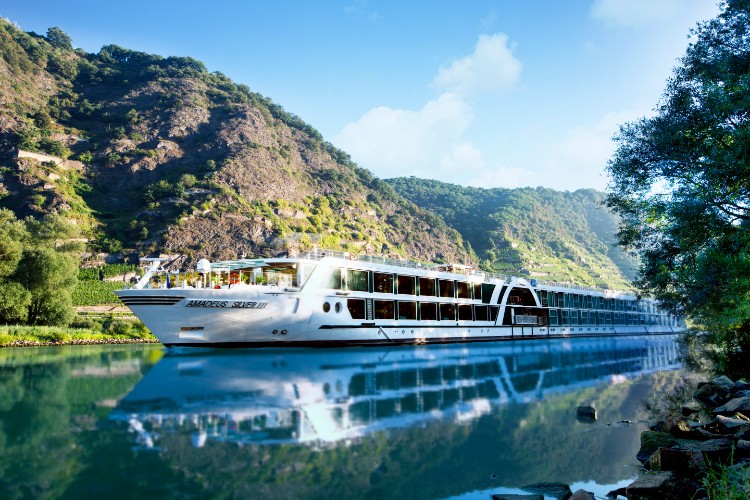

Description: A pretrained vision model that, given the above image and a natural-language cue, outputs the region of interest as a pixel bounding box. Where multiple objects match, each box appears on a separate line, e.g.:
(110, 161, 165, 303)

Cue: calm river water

(0, 335, 685, 499)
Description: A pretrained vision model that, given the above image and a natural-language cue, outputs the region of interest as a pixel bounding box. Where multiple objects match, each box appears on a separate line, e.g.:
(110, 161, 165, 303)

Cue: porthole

(323, 302, 331, 313)
(335, 302, 342, 313)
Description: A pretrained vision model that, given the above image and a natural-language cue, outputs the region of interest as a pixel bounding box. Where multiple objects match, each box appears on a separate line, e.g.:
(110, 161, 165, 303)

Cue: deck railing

(298, 248, 629, 296)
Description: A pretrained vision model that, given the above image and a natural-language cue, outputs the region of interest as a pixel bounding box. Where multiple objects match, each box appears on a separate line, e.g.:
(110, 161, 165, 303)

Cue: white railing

(297, 248, 622, 295)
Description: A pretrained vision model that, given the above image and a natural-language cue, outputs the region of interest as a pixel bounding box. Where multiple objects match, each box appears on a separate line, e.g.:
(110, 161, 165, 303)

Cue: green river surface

(0, 335, 685, 499)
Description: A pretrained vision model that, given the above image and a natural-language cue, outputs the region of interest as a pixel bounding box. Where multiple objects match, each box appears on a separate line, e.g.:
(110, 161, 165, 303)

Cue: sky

(3, 0, 721, 191)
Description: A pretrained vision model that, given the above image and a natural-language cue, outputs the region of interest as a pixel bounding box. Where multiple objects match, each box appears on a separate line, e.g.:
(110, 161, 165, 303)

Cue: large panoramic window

(347, 299, 366, 319)
(457, 281, 471, 299)
(373, 272, 394, 294)
(458, 304, 473, 321)
(489, 306, 499, 321)
(419, 277, 436, 296)
(398, 301, 417, 320)
(420, 302, 437, 321)
(374, 300, 395, 319)
(327, 268, 342, 289)
(439, 303, 456, 321)
(397, 275, 416, 295)
(481, 283, 496, 303)
(438, 279, 455, 298)
(549, 309, 559, 326)
(346, 269, 369, 292)
(474, 305, 489, 321)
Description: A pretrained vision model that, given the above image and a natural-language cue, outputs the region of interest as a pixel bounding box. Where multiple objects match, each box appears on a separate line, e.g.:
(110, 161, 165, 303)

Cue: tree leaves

(606, 0, 750, 339)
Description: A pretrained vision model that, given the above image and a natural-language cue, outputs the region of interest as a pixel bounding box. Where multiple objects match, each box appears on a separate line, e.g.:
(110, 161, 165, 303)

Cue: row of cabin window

(347, 299, 500, 322)
(541, 291, 653, 312)
(548, 309, 678, 327)
(329, 269, 493, 300)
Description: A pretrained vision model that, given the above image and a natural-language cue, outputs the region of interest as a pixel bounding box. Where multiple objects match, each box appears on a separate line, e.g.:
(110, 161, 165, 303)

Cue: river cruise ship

(115, 249, 684, 347)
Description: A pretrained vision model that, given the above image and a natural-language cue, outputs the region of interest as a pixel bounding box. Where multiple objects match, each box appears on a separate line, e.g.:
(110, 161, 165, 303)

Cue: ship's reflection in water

(112, 335, 679, 449)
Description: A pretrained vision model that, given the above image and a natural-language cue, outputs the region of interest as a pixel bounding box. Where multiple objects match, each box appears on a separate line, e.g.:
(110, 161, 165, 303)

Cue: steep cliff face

(0, 21, 472, 266)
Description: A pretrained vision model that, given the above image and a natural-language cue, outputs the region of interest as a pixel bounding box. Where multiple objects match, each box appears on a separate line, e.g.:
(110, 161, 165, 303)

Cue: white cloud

(543, 110, 645, 190)
(431, 33, 521, 96)
(590, 0, 680, 28)
(333, 93, 473, 178)
(465, 165, 540, 190)
(334, 33, 524, 184)
(440, 142, 486, 172)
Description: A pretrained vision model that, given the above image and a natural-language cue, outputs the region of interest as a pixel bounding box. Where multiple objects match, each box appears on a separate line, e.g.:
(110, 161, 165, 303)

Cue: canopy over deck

(207, 259, 268, 272)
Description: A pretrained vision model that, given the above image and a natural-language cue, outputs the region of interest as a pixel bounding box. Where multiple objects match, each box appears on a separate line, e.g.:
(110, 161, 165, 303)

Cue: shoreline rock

(628, 375, 750, 499)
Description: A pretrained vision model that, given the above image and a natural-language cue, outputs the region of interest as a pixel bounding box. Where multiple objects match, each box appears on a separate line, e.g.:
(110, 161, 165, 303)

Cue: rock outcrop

(629, 376, 750, 499)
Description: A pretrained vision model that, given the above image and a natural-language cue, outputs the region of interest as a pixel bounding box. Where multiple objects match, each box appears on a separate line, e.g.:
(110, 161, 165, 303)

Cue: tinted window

(374, 272, 394, 293)
(374, 300, 394, 319)
(438, 279, 454, 298)
(474, 305, 488, 321)
(346, 270, 368, 292)
(481, 283, 495, 304)
(457, 281, 471, 299)
(347, 299, 366, 319)
(419, 277, 436, 296)
(420, 302, 437, 320)
(398, 301, 417, 320)
(458, 304, 473, 320)
(439, 303, 456, 320)
(489, 306, 499, 321)
(328, 268, 342, 289)
(397, 275, 416, 295)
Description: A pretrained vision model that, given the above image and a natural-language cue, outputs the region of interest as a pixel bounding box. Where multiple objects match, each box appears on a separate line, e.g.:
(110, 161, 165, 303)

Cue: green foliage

(16, 123, 45, 151)
(78, 263, 138, 280)
(0, 210, 80, 326)
(702, 458, 750, 500)
(388, 178, 634, 289)
(72, 281, 125, 306)
(0, 281, 31, 323)
(179, 173, 197, 188)
(45, 27, 73, 51)
(605, 0, 750, 362)
(13, 247, 77, 325)
(38, 137, 71, 158)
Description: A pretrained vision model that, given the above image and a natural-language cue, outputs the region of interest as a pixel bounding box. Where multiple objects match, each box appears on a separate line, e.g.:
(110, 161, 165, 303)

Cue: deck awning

(208, 259, 268, 271)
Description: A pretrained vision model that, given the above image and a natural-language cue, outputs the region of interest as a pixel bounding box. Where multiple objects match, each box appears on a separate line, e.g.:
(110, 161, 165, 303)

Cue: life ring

(229, 272, 240, 285)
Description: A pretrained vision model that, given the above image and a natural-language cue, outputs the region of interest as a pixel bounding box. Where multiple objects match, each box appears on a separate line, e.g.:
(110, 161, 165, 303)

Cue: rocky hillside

(0, 20, 471, 266)
(387, 178, 637, 290)
(0, 20, 637, 289)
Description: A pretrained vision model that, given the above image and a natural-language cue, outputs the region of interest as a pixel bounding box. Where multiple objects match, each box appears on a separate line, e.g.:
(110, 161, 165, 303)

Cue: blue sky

(3, 1, 720, 191)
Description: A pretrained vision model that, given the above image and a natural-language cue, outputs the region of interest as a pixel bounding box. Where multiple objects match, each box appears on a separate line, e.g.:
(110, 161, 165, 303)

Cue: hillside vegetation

(0, 20, 470, 265)
(0, 20, 634, 290)
(388, 178, 637, 289)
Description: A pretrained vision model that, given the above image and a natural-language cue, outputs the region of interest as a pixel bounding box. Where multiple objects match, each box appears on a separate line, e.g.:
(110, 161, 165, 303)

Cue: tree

(0, 282, 31, 324)
(606, 0, 750, 366)
(12, 247, 77, 326)
(0, 211, 80, 326)
(45, 27, 73, 51)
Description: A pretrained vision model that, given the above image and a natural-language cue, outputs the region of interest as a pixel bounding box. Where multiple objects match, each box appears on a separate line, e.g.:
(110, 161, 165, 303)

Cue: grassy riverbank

(0, 323, 158, 347)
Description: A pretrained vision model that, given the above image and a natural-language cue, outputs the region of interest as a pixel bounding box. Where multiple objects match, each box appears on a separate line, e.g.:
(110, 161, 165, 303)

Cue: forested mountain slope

(387, 178, 637, 289)
(0, 20, 635, 290)
(0, 20, 471, 265)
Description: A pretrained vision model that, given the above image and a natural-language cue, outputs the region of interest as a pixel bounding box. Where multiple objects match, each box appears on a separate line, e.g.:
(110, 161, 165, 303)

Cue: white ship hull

(116, 251, 684, 348)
